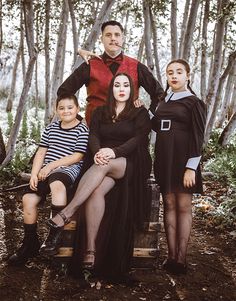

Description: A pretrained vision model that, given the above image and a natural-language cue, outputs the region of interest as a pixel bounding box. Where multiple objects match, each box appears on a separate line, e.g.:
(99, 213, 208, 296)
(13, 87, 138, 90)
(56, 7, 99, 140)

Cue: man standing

(58, 20, 163, 125)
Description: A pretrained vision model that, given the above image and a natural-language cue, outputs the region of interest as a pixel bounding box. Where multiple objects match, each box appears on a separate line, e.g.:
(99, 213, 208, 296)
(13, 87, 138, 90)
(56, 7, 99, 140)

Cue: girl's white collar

(165, 90, 194, 102)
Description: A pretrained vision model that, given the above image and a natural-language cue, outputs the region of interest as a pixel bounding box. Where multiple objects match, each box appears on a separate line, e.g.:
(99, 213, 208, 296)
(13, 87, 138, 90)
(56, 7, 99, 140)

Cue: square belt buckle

(161, 119, 171, 131)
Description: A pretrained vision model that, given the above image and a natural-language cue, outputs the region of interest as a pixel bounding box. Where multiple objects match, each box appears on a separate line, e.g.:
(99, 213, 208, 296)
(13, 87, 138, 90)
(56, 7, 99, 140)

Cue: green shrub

(204, 129, 236, 187)
(6, 112, 13, 135)
(19, 112, 28, 139)
(30, 120, 41, 143)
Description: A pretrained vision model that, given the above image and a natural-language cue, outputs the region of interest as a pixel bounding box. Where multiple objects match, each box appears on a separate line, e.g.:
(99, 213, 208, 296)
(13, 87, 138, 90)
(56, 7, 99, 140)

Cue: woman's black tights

(163, 192, 192, 264)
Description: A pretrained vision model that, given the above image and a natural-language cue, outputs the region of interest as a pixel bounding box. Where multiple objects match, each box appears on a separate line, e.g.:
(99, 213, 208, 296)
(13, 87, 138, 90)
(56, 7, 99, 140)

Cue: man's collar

(102, 51, 123, 60)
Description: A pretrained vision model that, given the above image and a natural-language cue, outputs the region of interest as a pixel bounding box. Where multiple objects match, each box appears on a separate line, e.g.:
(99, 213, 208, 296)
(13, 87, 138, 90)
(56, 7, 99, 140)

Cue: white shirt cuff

(186, 156, 201, 170)
(148, 109, 154, 119)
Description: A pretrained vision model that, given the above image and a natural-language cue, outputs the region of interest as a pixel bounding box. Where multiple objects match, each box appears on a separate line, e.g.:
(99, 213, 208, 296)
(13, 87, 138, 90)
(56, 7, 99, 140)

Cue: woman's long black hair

(104, 73, 135, 122)
(163, 59, 196, 100)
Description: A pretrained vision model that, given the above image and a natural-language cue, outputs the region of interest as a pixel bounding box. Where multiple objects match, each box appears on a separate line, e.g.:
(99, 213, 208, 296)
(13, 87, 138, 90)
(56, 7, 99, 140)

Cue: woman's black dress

(151, 92, 206, 194)
(70, 105, 152, 278)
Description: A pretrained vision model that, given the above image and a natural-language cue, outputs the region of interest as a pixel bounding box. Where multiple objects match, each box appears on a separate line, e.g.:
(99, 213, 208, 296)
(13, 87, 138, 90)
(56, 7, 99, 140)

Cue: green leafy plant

(19, 112, 28, 140)
(6, 112, 13, 136)
(204, 129, 236, 186)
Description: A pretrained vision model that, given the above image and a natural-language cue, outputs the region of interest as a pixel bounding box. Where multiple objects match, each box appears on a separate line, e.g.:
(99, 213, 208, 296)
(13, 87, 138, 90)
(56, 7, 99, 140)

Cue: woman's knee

(163, 193, 176, 211)
(177, 193, 192, 214)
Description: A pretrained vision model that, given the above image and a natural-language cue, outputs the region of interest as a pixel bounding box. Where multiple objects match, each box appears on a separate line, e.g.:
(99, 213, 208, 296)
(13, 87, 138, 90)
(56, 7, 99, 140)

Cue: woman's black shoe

(162, 258, 176, 273)
(173, 262, 188, 275)
(40, 212, 70, 256)
(40, 226, 63, 256)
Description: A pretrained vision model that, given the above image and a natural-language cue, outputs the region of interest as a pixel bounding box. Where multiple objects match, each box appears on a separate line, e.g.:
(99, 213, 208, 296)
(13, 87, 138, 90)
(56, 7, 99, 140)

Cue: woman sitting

(40, 73, 152, 279)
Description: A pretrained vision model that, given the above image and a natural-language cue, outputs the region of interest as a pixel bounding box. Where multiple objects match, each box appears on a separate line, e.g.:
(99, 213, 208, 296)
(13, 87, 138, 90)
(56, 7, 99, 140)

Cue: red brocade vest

(86, 55, 139, 125)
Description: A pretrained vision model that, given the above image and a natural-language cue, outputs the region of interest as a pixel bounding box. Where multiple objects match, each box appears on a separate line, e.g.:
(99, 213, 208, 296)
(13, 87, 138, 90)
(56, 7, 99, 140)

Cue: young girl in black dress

(152, 59, 206, 274)
(40, 73, 152, 279)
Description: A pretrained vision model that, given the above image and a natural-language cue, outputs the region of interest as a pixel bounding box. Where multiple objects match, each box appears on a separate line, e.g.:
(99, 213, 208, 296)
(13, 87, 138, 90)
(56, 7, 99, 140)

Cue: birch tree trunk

(200, 0, 209, 100)
(68, 0, 78, 66)
(209, 51, 236, 130)
(123, 9, 130, 46)
(137, 34, 144, 62)
(205, 0, 230, 143)
(21, 22, 26, 81)
(143, 0, 154, 72)
(178, 0, 190, 58)
(50, 0, 69, 113)
(73, 0, 116, 70)
(34, 10, 39, 114)
(229, 81, 236, 117)
(217, 59, 236, 127)
(0, 0, 2, 54)
(6, 7, 25, 112)
(150, 9, 162, 85)
(170, 0, 178, 59)
(6, 39, 22, 112)
(218, 112, 236, 146)
(182, 0, 200, 61)
(44, 0, 51, 125)
(3, 0, 37, 166)
(191, 5, 203, 86)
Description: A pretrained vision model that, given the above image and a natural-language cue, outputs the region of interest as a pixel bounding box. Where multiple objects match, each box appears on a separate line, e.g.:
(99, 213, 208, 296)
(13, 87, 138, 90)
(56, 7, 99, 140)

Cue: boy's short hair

(56, 95, 79, 107)
(101, 21, 124, 33)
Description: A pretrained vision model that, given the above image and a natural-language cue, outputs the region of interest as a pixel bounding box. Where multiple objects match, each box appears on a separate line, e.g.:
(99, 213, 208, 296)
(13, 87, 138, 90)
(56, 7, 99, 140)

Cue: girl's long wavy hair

(163, 59, 196, 100)
(104, 73, 135, 122)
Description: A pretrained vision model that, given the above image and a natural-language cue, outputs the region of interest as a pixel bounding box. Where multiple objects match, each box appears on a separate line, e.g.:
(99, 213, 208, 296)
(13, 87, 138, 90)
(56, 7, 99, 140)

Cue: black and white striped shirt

(39, 121, 89, 182)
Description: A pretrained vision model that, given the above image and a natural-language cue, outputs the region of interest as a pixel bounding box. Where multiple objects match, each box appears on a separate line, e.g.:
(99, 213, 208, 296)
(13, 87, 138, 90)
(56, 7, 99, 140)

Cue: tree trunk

(209, 51, 236, 129)
(170, 0, 178, 59)
(229, 80, 236, 118)
(123, 9, 130, 46)
(44, 0, 51, 125)
(143, 0, 154, 72)
(182, 0, 201, 61)
(34, 9, 39, 114)
(191, 4, 203, 86)
(200, 0, 210, 100)
(0, 127, 6, 164)
(137, 34, 144, 62)
(150, 8, 162, 85)
(205, 0, 230, 143)
(50, 0, 69, 112)
(6, 39, 22, 112)
(21, 22, 26, 81)
(6, 6, 25, 112)
(3, 0, 37, 166)
(23, 0, 36, 59)
(72, 0, 116, 70)
(217, 59, 236, 127)
(178, 0, 190, 58)
(218, 112, 236, 146)
(0, 0, 2, 55)
(68, 0, 78, 66)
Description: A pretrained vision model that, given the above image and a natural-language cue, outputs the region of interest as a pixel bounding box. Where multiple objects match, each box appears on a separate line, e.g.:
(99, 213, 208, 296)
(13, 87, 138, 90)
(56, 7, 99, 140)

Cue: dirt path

(0, 191, 235, 300)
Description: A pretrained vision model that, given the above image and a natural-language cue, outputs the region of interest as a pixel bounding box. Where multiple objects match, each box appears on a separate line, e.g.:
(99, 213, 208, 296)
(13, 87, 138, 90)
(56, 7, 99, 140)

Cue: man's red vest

(86, 55, 139, 125)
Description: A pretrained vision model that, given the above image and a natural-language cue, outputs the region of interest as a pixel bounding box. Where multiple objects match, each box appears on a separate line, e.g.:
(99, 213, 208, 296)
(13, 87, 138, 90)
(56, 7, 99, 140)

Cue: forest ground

(0, 179, 235, 301)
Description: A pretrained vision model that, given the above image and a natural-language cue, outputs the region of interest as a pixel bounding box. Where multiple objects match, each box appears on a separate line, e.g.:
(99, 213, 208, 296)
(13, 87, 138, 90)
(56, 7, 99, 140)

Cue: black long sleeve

(138, 63, 164, 113)
(57, 62, 90, 98)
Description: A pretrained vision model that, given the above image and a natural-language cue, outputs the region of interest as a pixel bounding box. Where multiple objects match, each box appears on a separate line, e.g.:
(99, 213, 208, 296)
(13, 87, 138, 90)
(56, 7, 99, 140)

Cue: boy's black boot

(7, 223, 40, 265)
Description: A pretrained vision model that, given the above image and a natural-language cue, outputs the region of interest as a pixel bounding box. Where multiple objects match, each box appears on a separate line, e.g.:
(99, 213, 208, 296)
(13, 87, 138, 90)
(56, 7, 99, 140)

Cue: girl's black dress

(70, 105, 152, 279)
(151, 92, 206, 194)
